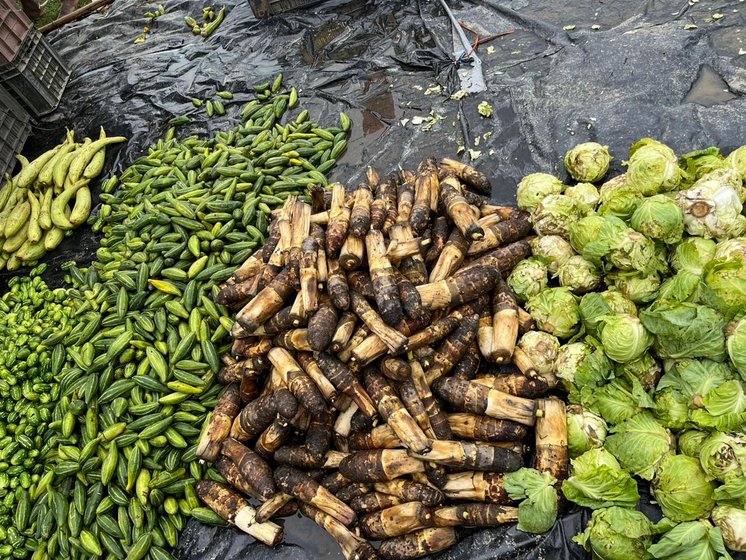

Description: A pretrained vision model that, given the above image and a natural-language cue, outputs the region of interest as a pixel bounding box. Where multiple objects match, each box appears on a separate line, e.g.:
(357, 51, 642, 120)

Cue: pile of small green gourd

(0, 266, 81, 559)
(503, 139, 746, 559)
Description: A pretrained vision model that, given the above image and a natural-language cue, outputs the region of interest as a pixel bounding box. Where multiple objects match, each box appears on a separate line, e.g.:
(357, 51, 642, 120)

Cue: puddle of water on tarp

(684, 64, 738, 106)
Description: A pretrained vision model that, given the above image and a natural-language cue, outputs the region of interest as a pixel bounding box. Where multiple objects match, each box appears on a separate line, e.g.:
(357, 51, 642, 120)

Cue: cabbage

(639, 302, 726, 361)
(689, 379, 746, 432)
(574, 507, 655, 560)
(605, 412, 675, 480)
(565, 182, 600, 207)
(569, 214, 606, 255)
(671, 237, 717, 275)
(579, 290, 637, 336)
(677, 172, 745, 239)
(712, 505, 746, 552)
(714, 238, 746, 261)
(698, 432, 746, 482)
(702, 259, 746, 315)
(608, 270, 661, 303)
(564, 142, 612, 183)
(625, 138, 681, 195)
(526, 287, 581, 339)
(561, 448, 640, 509)
(607, 231, 660, 274)
(529, 235, 575, 275)
(648, 519, 733, 559)
(630, 195, 685, 244)
(618, 352, 661, 390)
(652, 388, 691, 430)
(516, 331, 560, 377)
(678, 430, 709, 457)
(532, 194, 589, 238)
(726, 145, 746, 181)
(582, 216, 658, 273)
(703, 167, 746, 203)
(507, 257, 549, 303)
(557, 341, 614, 389)
(658, 359, 736, 401)
(566, 405, 608, 458)
(598, 314, 653, 363)
(726, 317, 746, 382)
(656, 271, 703, 303)
(651, 454, 716, 522)
(503, 468, 558, 534)
(555, 342, 592, 386)
(574, 376, 653, 425)
(598, 175, 643, 219)
(679, 146, 727, 185)
(516, 173, 565, 212)
(557, 255, 602, 294)
(714, 476, 746, 508)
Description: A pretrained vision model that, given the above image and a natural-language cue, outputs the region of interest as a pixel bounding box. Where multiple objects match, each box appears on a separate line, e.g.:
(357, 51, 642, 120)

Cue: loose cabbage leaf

(714, 476, 746, 507)
(503, 468, 558, 534)
(647, 520, 732, 560)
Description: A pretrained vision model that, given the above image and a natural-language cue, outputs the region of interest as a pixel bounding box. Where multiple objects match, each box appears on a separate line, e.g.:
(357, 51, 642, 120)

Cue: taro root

(196, 481, 283, 546)
(205, 156, 536, 560)
(196, 384, 242, 461)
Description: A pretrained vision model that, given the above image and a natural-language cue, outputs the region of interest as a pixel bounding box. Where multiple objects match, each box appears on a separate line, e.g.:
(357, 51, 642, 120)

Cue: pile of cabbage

(510, 140, 746, 558)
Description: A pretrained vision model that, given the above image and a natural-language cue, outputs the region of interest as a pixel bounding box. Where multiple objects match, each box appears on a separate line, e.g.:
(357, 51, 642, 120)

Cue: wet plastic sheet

(25, 0, 746, 557)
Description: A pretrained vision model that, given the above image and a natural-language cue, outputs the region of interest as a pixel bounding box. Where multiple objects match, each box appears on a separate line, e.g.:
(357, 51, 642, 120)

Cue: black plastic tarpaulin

(29, 0, 746, 557)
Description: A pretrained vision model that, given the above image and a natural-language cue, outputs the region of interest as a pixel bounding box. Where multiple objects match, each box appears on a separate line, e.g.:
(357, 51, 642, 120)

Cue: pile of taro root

(195, 158, 568, 560)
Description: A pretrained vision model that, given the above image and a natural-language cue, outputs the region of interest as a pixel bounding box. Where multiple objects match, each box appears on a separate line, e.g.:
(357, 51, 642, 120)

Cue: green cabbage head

(579, 290, 637, 336)
(526, 287, 581, 339)
(532, 194, 589, 237)
(516, 173, 564, 212)
(564, 142, 612, 183)
(712, 505, 746, 552)
(569, 214, 606, 255)
(726, 145, 746, 181)
(651, 454, 716, 522)
(625, 138, 681, 195)
(598, 314, 653, 363)
(605, 412, 675, 480)
(630, 195, 684, 244)
(574, 507, 655, 560)
(714, 238, 746, 261)
(677, 171, 746, 239)
(671, 237, 717, 274)
(557, 255, 602, 294)
(564, 182, 600, 207)
(698, 431, 746, 482)
(726, 317, 746, 382)
(530, 235, 575, 275)
(507, 257, 548, 303)
(678, 430, 709, 457)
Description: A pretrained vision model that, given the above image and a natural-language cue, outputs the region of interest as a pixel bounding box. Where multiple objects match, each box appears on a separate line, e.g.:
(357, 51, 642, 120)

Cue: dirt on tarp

(18, 0, 746, 557)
